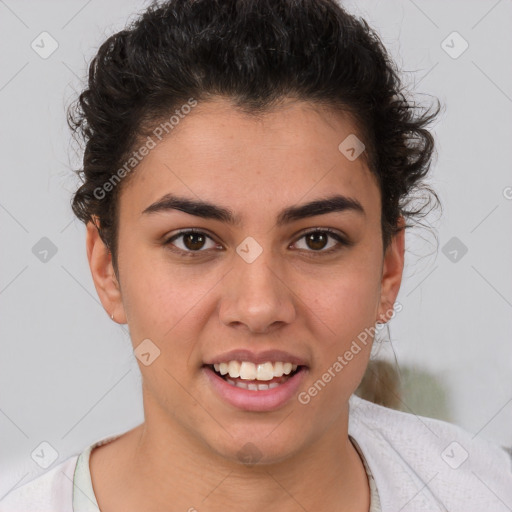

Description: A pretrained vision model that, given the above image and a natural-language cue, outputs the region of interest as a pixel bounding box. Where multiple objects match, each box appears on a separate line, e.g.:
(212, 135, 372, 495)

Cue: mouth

(202, 359, 308, 411)
(205, 361, 304, 391)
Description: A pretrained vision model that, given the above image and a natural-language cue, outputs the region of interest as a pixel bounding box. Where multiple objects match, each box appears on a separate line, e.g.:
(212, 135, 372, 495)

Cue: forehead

(119, 98, 380, 222)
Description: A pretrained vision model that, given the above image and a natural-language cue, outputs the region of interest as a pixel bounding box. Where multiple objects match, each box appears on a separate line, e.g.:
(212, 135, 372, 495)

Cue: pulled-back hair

(68, 0, 441, 276)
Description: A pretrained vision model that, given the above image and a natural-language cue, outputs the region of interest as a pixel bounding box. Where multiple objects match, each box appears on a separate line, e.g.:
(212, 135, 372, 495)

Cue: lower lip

(203, 366, 308, 412)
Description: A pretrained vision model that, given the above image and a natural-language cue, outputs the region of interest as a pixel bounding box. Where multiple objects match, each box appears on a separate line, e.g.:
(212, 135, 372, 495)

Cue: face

(87, 98, 404, 465)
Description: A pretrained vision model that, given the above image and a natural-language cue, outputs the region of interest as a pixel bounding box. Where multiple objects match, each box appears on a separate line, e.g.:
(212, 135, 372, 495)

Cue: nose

(219, 247, 296, 335)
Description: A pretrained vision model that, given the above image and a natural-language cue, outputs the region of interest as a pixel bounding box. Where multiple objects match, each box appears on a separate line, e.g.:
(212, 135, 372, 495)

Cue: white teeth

(273, 361, 284, 377)
(239, 361, 257, 380)
(228, 361, 241, 378)
(211, 360, 302, 381)
(283, 362, 293, 375)
(256, 362, 274, 381)
(226, 378, 248, 390)
(225, 378, 289, 391)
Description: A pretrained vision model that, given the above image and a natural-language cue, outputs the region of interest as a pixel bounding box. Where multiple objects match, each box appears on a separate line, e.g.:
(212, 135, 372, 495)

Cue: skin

(86, 97, 405, 512)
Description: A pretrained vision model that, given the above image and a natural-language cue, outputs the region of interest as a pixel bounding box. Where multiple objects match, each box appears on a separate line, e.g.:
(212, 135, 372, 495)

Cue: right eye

(163, 229, 221, 256)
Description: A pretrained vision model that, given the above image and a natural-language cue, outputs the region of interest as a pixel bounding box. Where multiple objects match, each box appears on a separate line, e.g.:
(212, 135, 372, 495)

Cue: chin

(203, 425, 306, 467)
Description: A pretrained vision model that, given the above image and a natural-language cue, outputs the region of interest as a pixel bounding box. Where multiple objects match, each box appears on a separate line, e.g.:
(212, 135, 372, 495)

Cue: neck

(116, 399, 370, 512)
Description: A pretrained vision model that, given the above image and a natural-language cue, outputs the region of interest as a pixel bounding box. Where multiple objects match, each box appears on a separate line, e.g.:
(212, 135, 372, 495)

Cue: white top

(1, 394, 510, 511)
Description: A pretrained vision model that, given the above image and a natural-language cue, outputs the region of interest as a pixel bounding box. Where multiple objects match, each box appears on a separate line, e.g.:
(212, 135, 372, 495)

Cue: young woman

(1, 0, 510, 511)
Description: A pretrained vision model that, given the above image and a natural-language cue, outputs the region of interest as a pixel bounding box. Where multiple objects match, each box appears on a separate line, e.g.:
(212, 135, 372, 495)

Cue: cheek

(294, 271, 380, 421)
(298, 249, 382, 391)
(118, 249, 212, 406)
(310, 255, 382, 335)
(309, 277, 378, 376)
(118, 238, 220, 338)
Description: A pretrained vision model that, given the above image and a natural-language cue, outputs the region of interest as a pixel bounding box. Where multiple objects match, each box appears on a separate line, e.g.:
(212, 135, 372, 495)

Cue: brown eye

(305, 232, 329, 250)
(293, 229, 348, 254)
(164, 230, 218, 254)
(182, 232, 207, 250)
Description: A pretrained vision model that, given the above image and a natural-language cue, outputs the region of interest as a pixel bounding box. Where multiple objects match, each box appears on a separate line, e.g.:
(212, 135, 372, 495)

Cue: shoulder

(0, 455, 78, 511)
(348, 394, 512, 511)
(0, 430, 130, 511)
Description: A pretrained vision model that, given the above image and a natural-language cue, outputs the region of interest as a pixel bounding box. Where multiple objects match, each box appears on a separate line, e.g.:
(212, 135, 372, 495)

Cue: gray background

(1, 0, 511, 496)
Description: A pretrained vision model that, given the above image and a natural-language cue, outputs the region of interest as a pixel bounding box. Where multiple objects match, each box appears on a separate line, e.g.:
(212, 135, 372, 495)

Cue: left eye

(292, 229, 346, 253)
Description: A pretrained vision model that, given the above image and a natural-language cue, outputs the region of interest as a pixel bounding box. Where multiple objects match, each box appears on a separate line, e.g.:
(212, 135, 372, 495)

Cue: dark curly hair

(68, 0, 441, 278)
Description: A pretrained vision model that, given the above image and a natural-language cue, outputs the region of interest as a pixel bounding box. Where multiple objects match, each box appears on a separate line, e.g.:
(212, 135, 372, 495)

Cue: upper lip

(203, 349, 308, 367)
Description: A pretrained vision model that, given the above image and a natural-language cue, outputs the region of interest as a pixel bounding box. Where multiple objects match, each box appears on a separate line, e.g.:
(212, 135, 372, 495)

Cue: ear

(86, 218, 127, 324)
(376, 216, 405, 323)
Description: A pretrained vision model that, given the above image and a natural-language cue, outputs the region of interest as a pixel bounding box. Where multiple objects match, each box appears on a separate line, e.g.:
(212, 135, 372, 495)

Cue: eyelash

(163, 228, 349, 257)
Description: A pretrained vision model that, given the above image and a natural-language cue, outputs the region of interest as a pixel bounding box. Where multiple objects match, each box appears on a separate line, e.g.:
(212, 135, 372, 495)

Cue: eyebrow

(141, 193, 365, 226)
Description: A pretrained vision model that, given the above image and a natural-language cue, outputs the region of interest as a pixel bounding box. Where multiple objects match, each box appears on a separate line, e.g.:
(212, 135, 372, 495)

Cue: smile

(210, 361, 300, 390)
(203, 361, 307, 411)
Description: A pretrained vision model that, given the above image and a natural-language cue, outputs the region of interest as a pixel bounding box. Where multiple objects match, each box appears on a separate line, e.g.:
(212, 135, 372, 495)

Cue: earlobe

(86, 219, 127, 324)
(377, 217, 406, 323)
